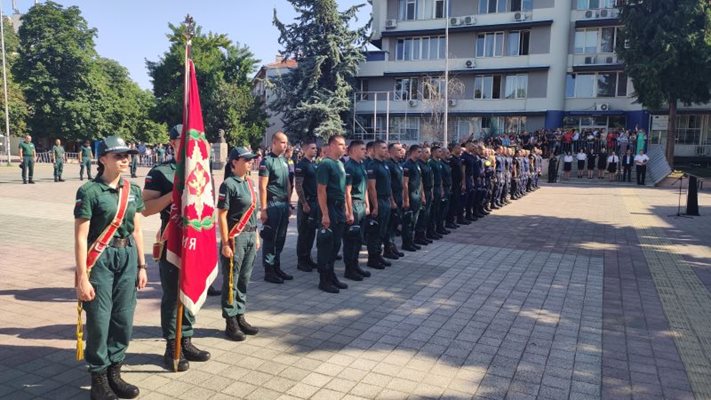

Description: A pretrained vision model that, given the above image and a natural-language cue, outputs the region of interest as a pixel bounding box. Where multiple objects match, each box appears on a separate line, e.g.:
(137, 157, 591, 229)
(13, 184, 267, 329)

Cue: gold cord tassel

(76, 302, 84, 360)
(228, 240, 235, 305)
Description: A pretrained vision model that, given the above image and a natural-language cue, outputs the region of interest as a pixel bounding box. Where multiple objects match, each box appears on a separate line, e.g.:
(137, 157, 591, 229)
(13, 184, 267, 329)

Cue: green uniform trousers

(388, 204, 403, 246)
(440, 188, 451, 230)
(221, 232, 257, 318)
(21, 155, 34, 181)
(416, 191, 432, 234)
(159, 259, 195, 339)
(317, 201, 345, 272)
(262, 200, 289, 269)
(84, 245, 137, 373)
(296, 200, 318, 264)
(53, 160, 64, 179)
(80, 158, 92, 180)
(367, 198, 390, 256)
(343, 200, 365, 267)
(428, 191, 442, 235)
(402, 196, 421, 246)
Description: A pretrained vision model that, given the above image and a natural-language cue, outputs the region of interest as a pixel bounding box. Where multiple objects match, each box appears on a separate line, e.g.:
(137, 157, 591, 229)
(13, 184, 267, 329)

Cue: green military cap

(169, 124, 183, 140)
(97, 136, 138, 156)
(229, 146, 257, 161)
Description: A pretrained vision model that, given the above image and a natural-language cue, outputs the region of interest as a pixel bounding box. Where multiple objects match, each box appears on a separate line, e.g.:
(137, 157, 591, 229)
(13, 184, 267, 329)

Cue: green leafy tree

(0, 17, 28, 137)
(147, 22, 267, 148)
(272, 0, 369, 140)
(617, 0, 711, 168)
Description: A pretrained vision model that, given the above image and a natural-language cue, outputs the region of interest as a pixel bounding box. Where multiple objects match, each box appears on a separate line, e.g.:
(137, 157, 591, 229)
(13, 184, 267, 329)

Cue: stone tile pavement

(0, 163, 710, 399)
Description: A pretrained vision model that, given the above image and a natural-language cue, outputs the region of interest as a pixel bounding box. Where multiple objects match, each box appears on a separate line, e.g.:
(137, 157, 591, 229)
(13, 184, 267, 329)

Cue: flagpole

(173, 14, 194, 373)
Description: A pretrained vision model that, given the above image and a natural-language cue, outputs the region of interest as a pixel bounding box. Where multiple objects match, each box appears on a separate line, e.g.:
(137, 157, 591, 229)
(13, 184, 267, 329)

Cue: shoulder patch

(259, 165, 267, 170)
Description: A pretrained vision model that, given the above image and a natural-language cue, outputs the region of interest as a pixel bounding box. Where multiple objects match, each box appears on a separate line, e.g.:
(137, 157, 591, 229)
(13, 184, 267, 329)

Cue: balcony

(570, 53, 623, 71)
(573, 8, 620, 27)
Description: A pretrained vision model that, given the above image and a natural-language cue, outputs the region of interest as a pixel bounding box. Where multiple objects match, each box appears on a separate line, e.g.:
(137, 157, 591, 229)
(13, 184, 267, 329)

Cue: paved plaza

(1, 163, 710, 400)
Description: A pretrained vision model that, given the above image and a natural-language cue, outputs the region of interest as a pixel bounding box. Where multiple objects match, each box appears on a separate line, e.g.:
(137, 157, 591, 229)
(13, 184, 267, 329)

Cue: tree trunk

(666, 99, 677, 169)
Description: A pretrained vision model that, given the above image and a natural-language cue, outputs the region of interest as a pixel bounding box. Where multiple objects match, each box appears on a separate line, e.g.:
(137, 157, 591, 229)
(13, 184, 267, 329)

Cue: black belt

(242, 226, 258, 233)
(110, 237, 132, 248)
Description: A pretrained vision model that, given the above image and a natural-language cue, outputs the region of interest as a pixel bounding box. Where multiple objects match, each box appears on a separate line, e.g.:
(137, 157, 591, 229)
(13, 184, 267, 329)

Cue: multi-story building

(354, 0, 711, 158)
(252, 56, 297, 148)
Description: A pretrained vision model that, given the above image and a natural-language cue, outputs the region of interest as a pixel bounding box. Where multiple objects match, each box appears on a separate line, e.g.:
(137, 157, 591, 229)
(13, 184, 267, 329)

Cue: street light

(443, 0, 449, 146)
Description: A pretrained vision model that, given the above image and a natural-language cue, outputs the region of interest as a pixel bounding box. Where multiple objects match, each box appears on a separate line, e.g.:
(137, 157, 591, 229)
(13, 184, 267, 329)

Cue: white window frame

(566, 72, 627, 98)
(394, 78, 420, 101)
(399, 0, 419, 20)
(476, 32, 505, 58)
(396, 36, 445, 61)
(505, 74, 528, 99)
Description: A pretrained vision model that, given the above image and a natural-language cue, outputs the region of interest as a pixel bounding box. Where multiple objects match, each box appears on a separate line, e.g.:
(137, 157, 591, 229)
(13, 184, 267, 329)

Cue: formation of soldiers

(259, 132, 544, 294)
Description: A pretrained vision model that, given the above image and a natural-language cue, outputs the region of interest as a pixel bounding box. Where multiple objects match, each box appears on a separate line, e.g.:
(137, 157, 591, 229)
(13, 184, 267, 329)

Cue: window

(474, 75, 504, 99)
(505, 74, 528, 99)
(479, 0, 506, 14)
(574, 29, 599, 54)
(578, 0, 615, 8)
(434, 0, 445, 18)
(506, 31, 530, 56)
(358, 79, 369, 100)
(390, 117, 420, 141)
(394, 78, 419, 100)
(566, 72, 627, 97)
(423, 78, 445, 99)
(600, 27, 616, 53)
(476, 32, 504, 57)
(399, 0, 418, 20)
(510, 0, 532, 12)
(396, 36, 445, 60)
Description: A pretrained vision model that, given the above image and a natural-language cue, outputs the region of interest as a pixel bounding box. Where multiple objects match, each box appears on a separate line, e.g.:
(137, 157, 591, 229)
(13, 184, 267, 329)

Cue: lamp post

(0, 1, 11, 165)
(443, 0, 449, 146)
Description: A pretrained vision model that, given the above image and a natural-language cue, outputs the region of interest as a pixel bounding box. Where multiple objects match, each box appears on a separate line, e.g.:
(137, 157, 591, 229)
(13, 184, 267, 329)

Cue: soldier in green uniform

(343, 140, 371, 281)
(439, 147, 454, 233)
(258, 131, 293, 284)
(52, 139, 66, 182)
(218, 147, 261, 341)
(294, 141, 319, 272)
(315, 135, 349, 293)
(384, 143, 405, 260)
(142, 125, 211, 372)
(365, 140, 394, 269)
(18, 135, 36, 184)
(156, 144, 166, 164)
(402, 145, 423, 251)
(427, 146, 444, 239)
(79, 140, 94, 181)
(74, 135, 146, 400)
(129, 143, 138, 178)
(415, 146, 434, 244)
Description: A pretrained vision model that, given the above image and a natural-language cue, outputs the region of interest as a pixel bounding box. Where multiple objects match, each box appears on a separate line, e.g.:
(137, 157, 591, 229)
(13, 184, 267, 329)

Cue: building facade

(354, 0, 711, 158)
(252, 56, 297, 148)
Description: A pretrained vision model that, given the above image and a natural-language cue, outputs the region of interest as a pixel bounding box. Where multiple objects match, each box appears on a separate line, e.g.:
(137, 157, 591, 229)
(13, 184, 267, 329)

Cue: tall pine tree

(272, 0, 368, 140)
(617, 0, 711, 168)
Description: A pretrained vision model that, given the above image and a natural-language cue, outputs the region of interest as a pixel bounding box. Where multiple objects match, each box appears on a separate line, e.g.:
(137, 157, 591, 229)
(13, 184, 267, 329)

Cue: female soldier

(218, 147, 261, 341)
(74, 136, 147, 400)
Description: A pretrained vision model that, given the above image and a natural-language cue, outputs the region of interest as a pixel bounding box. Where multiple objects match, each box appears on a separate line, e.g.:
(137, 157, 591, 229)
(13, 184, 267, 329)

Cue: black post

(686, 175, 700, 216)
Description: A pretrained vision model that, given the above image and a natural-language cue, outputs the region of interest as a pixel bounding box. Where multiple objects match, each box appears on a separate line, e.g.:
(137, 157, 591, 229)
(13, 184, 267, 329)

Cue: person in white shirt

(606, 151, 620, 181)
(563, 152, 574, 180)
(575, 149, 587, 178)
(634, 150, 650, 185)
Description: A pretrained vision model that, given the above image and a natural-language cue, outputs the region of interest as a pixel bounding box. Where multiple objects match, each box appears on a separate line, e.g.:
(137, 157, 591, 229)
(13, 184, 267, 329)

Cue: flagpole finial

(183, 15, 195, 42)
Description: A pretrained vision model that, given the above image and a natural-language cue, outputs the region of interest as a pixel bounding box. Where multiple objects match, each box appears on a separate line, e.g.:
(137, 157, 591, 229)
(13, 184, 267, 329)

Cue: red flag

(165, 60, 218, 316)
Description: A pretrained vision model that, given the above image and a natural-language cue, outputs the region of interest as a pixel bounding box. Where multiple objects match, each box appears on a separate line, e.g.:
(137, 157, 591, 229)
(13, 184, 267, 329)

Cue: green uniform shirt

(386, 158, 404, 203)
(81, 146, 92, 160)
(52, 145, 65, 160)
(402, 159, 422, 196)
(157, 147, 166, 157)
(316, 157, 346, 202)
(74, 178, 145, 244)
(144, 160, 177, 227)
(258, 152, 289, 201)
(430, 159, 442, 190)
(294, 158, 317, 202)
(19, 141, 35, 157)
(345, 159, 367, 202)
(217, 175, 259, 231)
(441, 159, 452, 187)
(366, 158, 392, 199)
(419, 160, 433, 192)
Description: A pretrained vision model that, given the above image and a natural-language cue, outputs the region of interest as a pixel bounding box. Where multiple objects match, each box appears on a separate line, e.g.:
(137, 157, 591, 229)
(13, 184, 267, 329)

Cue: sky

(3, 0, 371, 90)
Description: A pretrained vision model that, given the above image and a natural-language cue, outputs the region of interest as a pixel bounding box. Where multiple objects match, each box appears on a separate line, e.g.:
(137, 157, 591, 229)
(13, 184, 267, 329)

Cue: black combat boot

(402, 243, 418, 252)
(274, 264, 293, 280)
(181, 337, 211, 362)
(353, 263, 371, 277)
(225, 316, 246, 341)
(318, 271, 340, 293)
(90, 371, 118, 400)
(163, 339, 189, 372)
(107, 363, 139, 399)
(344, 265, 364, 281)
(367, 255, 385, 269)
(237, 314, 259, 335)
(264, 266, 284, 284)
(330, 270, 348, 289)
(297, 259, 313, 272)
(382, 244, 399, 260)
(377, 255, 392, 267)
(392, 243, 405, 257)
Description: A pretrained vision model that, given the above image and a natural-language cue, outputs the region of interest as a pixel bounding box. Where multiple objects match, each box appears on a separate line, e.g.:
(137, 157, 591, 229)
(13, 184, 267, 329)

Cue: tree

(617, 0, 711, 168)
(0, 17, 29, 137)
(147, 22, 267, 148)
(272, 0, 369, 140)
(420, 75, 465, 144)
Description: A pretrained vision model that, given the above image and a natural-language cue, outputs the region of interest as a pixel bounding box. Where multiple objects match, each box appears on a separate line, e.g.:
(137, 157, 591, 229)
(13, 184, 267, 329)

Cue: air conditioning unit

(514, 12, 528, 21)
(465, 59, 476, 68)
(584, 56, 596, 64)
(605, 56, 616, 64)
(463, 15, 476, 25)
(385, 19, 398, 29)
(408, 99, 418, 107)
(450, 17, 461, 26)
(448, 99, 457, 107)
(595, 103, 610, 111)
(584, 10, 599, 18)
(600, 9, 609, 18)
